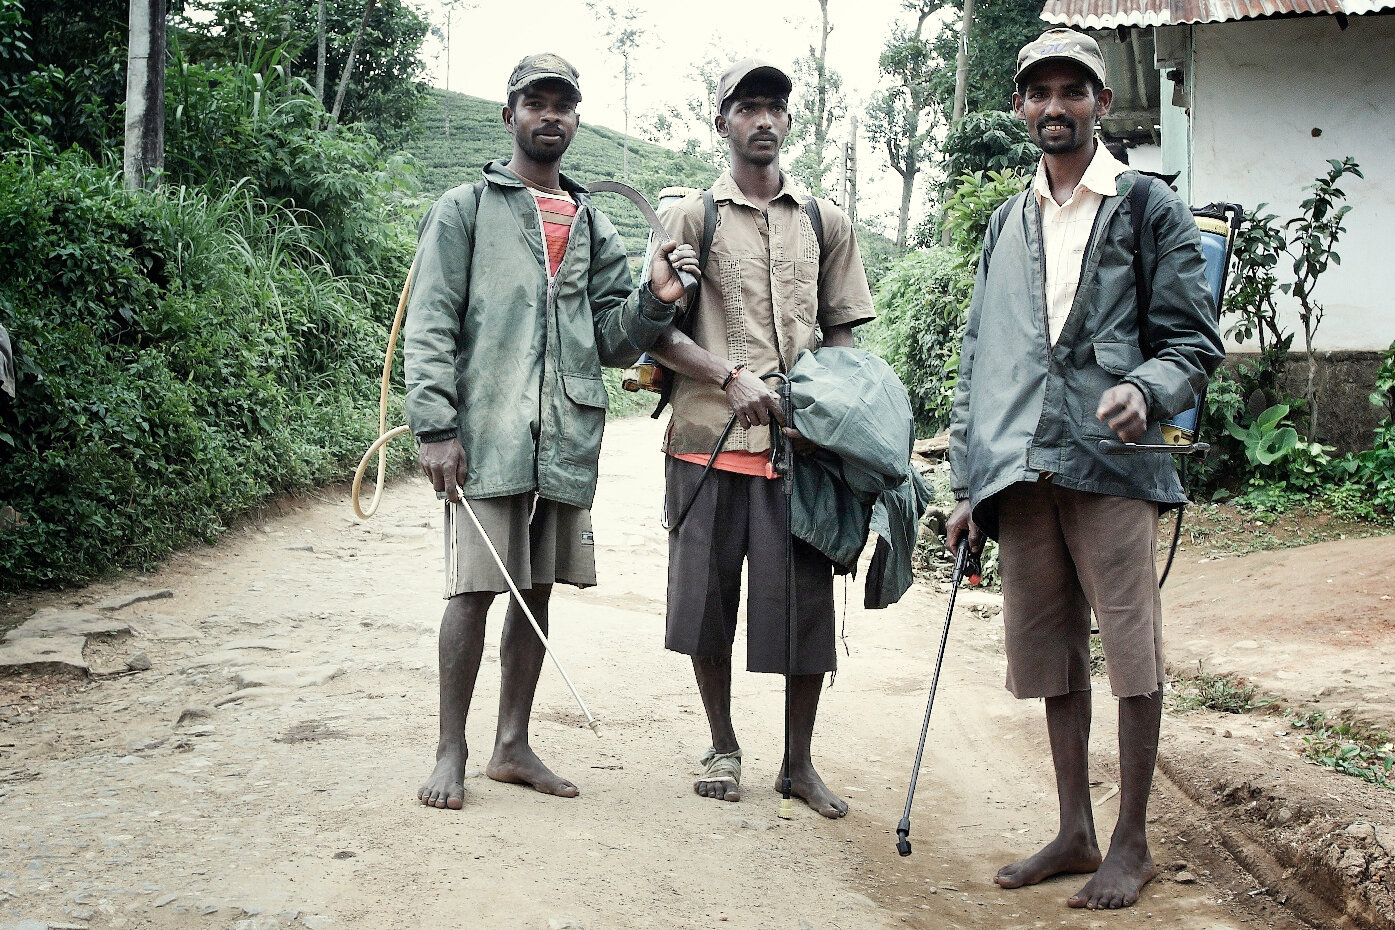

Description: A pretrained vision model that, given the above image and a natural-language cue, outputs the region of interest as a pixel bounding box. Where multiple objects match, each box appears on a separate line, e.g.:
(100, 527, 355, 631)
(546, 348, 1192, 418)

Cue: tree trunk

(315, 0, 326, 105)
(124, 0, 166, 190)
(952, 0, 974, 123)
(1306, 327, 1319, 438)
(896, 166, 916, 248)
(330, 0, 379, 125)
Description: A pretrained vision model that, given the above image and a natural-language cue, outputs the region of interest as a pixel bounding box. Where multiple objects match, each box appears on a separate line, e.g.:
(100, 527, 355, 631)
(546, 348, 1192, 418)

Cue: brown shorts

(444, 494, 596, 598)
(997, 479, 1163, 699)
(663, 457, 836, 675)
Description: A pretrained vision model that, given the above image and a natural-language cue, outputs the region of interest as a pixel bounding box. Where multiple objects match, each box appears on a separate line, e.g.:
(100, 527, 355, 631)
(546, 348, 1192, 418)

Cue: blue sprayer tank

(1159, 208, 1239, 446)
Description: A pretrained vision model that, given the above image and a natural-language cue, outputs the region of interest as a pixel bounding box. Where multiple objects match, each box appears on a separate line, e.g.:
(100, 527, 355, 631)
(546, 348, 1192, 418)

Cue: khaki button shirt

(658, 171, 875, 456)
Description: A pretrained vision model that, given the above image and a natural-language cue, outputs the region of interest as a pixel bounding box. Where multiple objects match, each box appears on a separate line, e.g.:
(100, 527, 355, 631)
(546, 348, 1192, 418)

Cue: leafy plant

(1171, 664, 1268, 714)
(1278, 157, 1363, 437)
(1226, 403, 1299, 467)
(937, 110, 1038, 198)
(0, 145, 414, 590)
(939, 169, 1028, 266)
(1289, 711, 1395, 790)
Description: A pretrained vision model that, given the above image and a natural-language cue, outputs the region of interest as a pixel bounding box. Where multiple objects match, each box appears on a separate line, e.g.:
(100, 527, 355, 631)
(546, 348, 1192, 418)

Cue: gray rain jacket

(788, 347, 930, 609)
(949, 171, 1225, 539)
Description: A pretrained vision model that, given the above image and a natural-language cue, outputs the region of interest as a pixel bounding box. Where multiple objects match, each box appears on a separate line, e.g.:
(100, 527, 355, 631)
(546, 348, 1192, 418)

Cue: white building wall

(1190, 15, 1395, 351)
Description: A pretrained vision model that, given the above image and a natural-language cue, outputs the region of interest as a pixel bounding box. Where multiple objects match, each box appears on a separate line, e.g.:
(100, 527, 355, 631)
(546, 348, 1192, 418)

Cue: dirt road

(0, 415, 1337, 930)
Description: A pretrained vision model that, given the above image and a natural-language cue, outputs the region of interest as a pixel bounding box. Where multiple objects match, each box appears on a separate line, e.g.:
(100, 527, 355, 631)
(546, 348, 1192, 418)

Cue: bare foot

(418, 742, 466, 810)
(778, 763, 848, 819)
(486, 744, 579, 797)
(994, 834, 1102, 889)
(695, 776, 741, 802)
(1067, 844, 1157, 909)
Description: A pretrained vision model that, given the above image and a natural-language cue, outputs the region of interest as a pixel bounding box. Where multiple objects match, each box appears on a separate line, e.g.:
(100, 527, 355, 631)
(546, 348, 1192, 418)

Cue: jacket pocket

(1092, 340, 1144, 376)
(559, 372, 608, 467)
(1077, 341, 1146, 438)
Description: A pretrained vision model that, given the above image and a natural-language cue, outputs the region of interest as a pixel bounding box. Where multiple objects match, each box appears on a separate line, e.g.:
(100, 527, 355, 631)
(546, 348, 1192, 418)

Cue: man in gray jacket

(946, 30, 1223, 909)
(406, 54, 695, 811)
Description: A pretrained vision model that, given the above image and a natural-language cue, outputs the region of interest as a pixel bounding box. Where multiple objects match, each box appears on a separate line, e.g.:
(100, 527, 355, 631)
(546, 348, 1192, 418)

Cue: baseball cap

(506, 53, 582, 100)
(716, 58, 793, 110)
(1015, 29, 1107, 86)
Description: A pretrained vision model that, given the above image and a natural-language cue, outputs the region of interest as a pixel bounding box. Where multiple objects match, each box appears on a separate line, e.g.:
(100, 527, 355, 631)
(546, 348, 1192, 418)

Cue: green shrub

(0, 148, 414, 589)
(863, 248, 969, 435)
(865, 171, 1026, 435)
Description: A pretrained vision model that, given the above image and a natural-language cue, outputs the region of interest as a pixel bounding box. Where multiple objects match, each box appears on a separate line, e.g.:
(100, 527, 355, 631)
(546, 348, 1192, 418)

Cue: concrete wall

(1226, 350, 1390, 452)
(1190, 15, 1395, 352)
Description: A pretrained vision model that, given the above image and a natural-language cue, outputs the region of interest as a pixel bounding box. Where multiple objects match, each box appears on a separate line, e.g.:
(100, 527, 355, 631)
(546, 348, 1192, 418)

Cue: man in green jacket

(405, 53, 696, 811)
(947, 30, 1223, 909)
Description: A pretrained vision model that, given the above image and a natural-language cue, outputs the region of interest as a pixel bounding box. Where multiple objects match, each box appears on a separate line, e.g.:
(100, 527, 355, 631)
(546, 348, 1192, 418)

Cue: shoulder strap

(698, 190, 718, 277)
(803, 197, 825, 258)
(981, 191, 1027, 272)
(1129, 174, 1155, 356)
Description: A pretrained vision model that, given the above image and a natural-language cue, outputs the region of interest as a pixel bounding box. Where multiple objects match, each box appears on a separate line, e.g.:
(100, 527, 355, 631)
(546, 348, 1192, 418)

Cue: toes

(446, 791, 464, 810)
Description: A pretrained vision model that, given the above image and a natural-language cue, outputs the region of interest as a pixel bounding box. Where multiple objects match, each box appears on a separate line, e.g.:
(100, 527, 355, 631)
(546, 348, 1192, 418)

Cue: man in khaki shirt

(649, 59, 875, 819)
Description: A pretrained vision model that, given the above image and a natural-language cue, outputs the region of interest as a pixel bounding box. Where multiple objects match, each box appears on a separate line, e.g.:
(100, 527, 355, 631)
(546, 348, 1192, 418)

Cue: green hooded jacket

(404, 161, 678, 509)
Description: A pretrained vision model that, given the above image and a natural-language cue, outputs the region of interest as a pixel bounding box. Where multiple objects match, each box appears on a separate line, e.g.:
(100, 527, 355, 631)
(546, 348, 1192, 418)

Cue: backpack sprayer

(1101, 198, 1242, 585)
(894, 194, 1241, 857)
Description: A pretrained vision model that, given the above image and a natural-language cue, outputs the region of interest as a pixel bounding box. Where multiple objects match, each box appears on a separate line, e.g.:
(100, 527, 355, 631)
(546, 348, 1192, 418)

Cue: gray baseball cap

(506, 53, 582, 100)
(716, 58, 792, 110)
(1015, 28, 1107, 86)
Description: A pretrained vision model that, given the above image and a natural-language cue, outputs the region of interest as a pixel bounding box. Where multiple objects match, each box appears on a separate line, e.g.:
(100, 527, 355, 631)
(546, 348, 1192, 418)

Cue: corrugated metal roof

(1042, 0, 1395, 28)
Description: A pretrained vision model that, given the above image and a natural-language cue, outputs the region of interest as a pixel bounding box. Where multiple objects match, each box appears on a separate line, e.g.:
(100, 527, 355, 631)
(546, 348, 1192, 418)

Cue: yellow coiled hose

(350, 262, 416, 520)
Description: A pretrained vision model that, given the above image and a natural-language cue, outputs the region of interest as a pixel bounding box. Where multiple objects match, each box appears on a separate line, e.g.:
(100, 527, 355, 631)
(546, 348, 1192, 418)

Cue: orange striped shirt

(527, 186, 577, 276)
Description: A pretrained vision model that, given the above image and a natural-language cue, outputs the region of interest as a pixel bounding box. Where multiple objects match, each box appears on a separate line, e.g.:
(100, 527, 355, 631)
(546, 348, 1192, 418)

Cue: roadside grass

(1288, 711, 1395, 790)
(1172, 499, 1392, 561)
(1168, 664, 1271, 714)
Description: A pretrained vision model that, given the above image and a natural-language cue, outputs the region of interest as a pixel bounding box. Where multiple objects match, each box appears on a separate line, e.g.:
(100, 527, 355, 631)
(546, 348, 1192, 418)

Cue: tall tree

(866, 0, 948, 248)
(952, 0, 973, 121)
(929, 0, 1044, 117)
(329, 0, 377, 124)
(587, 2, 644, 181)
(123, 0, 166, 189)
(787, 0, 846, 194)
(175, 0, 430, 143)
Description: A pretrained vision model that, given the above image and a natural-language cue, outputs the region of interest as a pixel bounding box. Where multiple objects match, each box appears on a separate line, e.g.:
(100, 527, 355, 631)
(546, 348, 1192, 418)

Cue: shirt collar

(1033, 140, 1128, 204)
(710, 169, 803, 210)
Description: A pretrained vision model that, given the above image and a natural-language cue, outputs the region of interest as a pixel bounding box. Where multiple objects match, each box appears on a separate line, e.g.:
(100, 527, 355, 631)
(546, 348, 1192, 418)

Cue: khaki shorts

(444, 494, 596, 598)
(997, 479, 1163, 699)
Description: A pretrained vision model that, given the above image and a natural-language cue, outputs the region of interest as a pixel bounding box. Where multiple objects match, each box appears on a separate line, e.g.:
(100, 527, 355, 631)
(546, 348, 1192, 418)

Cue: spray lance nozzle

(895, 819, 912, 857)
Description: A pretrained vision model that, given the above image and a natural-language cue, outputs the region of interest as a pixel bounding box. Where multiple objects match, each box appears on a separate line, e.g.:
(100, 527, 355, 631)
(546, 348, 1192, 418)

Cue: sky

(412, 0, 940, 234)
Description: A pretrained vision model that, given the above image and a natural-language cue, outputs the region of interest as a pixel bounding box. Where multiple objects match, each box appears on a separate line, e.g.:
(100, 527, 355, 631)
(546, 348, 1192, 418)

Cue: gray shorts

(444, 494, 596, 598)
(663, 457, 836, 675)
(997, 479, 1164, 699)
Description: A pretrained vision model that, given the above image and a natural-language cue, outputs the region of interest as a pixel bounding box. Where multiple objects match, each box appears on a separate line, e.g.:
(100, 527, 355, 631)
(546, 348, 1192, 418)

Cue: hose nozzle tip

(587, 719, 601, 737)
(778, 798, 794, 820)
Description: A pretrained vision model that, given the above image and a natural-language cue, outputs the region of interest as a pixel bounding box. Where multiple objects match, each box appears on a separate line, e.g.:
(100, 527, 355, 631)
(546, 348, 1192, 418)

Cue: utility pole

(843, 114, 858, 227)
(124, 0, 166, 190)
(444, 0, 455, 137)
